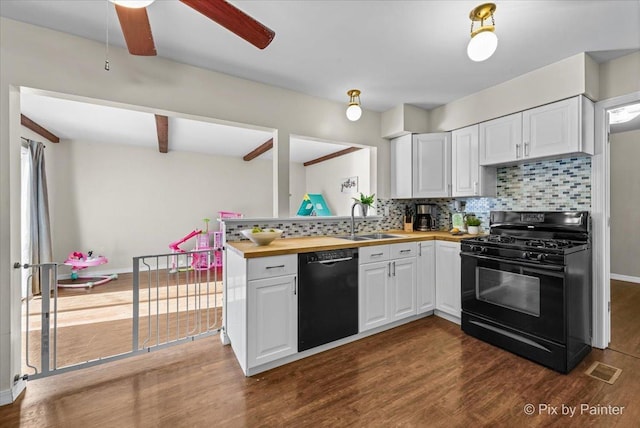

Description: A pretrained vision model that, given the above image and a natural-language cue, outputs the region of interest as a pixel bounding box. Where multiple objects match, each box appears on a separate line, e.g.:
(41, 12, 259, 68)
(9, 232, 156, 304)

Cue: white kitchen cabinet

(225, 251, 297, 374)
(479, 112, 523, 165)
(358, 261, 391, 331)
(435, 241, 461, 322)
(358, 242, 417, 332)
(390, 133, 451, 199)
(417, 241, 436, 314)
(479, 96, 594, 166)
(523, 96, 593, 159)
(413, 133, 452, 198)
(452, 124, 496, 197)
(390, 133, 413, 199)
(247, 274, 297, 368)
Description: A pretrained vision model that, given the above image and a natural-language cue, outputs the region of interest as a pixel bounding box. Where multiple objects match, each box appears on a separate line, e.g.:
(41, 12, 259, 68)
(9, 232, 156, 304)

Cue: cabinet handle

(524, 141, 529, 157)
(371, 252, 384, 257)
(388, 262, 391, 277)
(515, 143, 521, 158)
(399, 249, 411, 253)
(393, 261, 396, 276)
(294, 277, 297, 295)
(418, 245, 422, 256)
(265, 264, 285, 269)
(473, 181, 478, 195)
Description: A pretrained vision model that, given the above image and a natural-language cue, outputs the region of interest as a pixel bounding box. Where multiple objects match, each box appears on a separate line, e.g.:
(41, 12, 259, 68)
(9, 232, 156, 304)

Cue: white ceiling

(5, 1, 640, 159)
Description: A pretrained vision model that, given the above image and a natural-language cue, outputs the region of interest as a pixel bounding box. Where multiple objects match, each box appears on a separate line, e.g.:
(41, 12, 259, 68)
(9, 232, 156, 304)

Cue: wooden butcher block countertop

(226, 230, 478, 259)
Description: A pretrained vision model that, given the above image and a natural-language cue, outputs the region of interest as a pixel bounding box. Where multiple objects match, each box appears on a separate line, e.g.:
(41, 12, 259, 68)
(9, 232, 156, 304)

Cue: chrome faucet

(350, 201, 366, 238)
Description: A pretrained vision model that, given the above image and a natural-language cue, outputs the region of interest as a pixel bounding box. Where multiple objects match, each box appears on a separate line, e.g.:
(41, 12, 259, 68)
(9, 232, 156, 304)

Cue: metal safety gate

(19, 249, 222, 380)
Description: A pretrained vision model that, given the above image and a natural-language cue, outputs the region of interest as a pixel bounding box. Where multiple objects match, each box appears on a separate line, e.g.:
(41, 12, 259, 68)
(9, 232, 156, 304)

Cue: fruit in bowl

(241, 228, 283, 246)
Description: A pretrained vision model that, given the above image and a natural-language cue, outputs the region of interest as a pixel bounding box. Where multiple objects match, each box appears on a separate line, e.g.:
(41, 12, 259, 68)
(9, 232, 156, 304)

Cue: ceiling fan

(110, 0, 275, 56)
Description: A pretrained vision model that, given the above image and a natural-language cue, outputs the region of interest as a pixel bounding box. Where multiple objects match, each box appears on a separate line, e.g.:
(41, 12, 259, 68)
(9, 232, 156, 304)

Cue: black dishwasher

(298, 248, 359, 351)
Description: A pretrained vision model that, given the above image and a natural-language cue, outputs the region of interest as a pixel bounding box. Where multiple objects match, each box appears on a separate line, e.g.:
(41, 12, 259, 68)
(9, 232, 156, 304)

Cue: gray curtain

(27, 140, 53, 295)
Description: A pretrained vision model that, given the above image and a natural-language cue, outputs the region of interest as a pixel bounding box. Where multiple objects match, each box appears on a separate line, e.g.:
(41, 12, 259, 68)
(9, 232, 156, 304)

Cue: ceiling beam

(243, 138, 273, 161)
(304, 147, 361, 167)
(155, 114, 168, 153)
(20, 114, 60, 143)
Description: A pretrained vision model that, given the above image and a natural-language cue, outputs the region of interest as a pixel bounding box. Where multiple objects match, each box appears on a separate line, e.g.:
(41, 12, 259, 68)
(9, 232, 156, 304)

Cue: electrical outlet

(384, 206, 390, 216)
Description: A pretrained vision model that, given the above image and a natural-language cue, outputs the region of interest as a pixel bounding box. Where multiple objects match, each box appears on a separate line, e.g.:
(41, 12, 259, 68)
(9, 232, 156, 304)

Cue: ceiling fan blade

(180, 0, 275, 49)
(115, 4, 157, 56)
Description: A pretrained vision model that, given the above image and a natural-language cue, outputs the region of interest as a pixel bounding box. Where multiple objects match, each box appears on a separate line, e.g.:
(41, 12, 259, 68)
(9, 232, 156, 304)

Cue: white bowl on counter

(241, 229, 283, 246)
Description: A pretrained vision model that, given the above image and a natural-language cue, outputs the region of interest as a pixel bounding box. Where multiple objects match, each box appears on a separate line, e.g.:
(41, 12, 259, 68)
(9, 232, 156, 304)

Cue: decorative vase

(468, 225, 479, 235)
(361, 204, 369, 217)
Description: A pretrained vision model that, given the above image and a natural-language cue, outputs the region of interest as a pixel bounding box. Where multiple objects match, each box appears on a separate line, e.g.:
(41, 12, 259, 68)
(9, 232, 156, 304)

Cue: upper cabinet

(479, 96, 594, 166)
(452, 124, 496, 197)
(390, 133, 451, 199)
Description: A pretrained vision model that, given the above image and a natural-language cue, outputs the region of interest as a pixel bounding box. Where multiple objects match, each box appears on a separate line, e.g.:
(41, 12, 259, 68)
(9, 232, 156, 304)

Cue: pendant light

(109, 0, 155, 8)
(346, 89, 362, 121)
(467, 3, 498, 62)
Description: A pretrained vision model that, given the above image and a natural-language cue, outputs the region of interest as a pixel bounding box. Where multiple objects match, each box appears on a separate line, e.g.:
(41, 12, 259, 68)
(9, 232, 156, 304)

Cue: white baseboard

(0, 378, 26, 406)
(610, 273, 640, 284)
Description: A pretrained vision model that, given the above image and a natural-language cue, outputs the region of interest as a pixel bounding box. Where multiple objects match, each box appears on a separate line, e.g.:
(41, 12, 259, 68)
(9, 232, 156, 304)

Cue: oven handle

(460, 252, 565, 272)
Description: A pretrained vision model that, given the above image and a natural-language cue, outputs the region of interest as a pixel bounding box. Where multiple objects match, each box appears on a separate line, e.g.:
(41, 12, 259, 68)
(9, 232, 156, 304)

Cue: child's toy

(169, 219, 217, 273)
(59, 250, 118, 289)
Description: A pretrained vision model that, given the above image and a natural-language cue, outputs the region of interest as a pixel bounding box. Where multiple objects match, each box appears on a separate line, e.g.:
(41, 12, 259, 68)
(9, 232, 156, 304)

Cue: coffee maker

(414, 204, 438, 231)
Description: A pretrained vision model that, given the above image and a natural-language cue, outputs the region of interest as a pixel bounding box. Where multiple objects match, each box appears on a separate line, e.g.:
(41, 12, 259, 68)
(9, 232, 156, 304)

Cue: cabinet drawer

(390, 242, 418, 259)
(248, 254, 297, 280)
(359, 245, 390, 264)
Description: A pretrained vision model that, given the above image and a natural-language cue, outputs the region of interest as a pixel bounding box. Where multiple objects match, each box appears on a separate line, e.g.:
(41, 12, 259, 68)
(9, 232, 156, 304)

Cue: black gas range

(460, 211, 592, 373)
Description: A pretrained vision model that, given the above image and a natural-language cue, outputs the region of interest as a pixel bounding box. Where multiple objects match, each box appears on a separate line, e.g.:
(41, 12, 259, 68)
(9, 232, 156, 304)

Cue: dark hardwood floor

(3, 316, 639, 427)
(610, 279, 640, 357)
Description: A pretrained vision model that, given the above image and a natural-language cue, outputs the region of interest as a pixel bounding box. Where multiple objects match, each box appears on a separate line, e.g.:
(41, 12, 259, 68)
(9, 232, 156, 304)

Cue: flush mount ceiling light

(609, 103, 640, 124)
(109, 0, 155, 8)
(346, 89, 362, 121)
(467, 3, 498, 62)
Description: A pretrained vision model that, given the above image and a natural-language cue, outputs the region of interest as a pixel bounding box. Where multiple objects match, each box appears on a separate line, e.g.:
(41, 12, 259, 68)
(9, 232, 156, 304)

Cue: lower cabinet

(435, 241, 461, 320)
(359, 243, 417, 332)
(417, 241, 436, 314)
(247, 274, 298, 368)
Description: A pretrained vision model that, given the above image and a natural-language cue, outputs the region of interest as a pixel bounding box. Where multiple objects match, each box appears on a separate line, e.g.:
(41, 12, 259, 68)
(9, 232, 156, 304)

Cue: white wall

(599, 52, 640, 100)
(44, 139, 272, 271)
(610, 129, 640, 279)
(304, 148, 371, 216)
(289, 162, 306, 216)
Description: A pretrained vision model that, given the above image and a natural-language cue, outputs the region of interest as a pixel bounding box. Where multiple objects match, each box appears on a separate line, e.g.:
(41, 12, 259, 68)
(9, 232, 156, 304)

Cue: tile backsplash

(225, 155, 591, 242)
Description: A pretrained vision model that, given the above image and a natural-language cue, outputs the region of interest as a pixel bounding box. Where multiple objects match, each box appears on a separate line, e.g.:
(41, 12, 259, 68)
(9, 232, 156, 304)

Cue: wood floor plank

(3, 316, 639, 427)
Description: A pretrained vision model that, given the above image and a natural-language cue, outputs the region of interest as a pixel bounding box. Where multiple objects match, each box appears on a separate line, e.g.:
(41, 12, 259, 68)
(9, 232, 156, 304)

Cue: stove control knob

(480, 247, 489, 254)
(522, 252, 531, 259)
(537, 253, 546, 262)
(470, 245, 480, 252)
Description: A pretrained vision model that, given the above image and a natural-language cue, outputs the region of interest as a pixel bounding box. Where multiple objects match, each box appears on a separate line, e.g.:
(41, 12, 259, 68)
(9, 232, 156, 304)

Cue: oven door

(461, 252, 565, 344)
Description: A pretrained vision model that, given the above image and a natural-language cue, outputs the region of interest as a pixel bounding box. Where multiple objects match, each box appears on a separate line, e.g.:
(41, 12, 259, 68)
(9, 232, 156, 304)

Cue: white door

(435, 241, 461, 319)
(479, 112, 522, 165)
(390, 258, 417, 321)
(523, 97, 579, 159)
(452, 124, 479, 197)
(417, 241, 436, 314)
(390, 134, 413, 198)
(248, 275, 297, 367)
(412, 133, 451, 197)
(359, 261, 390, 331)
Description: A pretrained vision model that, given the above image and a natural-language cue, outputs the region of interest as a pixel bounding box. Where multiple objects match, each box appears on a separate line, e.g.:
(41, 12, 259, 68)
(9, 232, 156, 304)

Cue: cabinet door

(417, 241, 436, 314)
(479, 112, 522, 165)
(390, 134, 413, 199)
(412, 133, 451, 198)
(390, 257, 417, 321)
(435, 241, 461, 321)
(452, 124, 480, 197)
(359, 261, 390, 332)
(248, 275, 297, 367)
(523, 97, 579, 159)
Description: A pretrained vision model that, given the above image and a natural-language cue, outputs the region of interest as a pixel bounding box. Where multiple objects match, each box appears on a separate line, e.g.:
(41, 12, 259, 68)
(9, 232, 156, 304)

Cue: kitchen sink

(334, 233, 402, 241)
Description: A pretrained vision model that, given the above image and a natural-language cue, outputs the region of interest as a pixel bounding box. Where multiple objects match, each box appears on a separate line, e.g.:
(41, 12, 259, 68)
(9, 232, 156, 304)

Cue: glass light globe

(346, 104, 362, 121)
(467, 30, 498, 62)
(109, 0, 155, 8)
